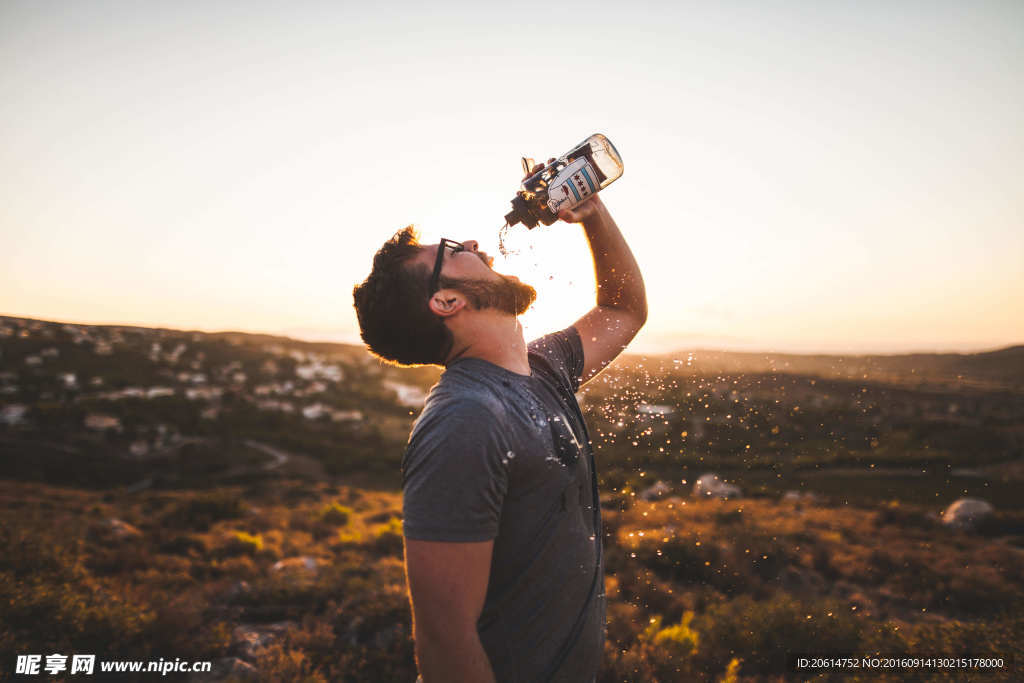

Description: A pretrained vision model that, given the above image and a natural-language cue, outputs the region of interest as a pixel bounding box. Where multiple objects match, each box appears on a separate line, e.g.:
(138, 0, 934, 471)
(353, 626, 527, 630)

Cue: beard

(442, 274, 537, 316)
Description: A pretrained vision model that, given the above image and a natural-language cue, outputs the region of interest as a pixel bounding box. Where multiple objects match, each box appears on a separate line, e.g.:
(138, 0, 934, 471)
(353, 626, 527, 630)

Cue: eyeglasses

(429, 238, 466, 294)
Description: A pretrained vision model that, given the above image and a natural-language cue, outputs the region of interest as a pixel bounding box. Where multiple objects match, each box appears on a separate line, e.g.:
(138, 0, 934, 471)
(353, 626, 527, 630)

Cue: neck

(445, 309, 530, 375)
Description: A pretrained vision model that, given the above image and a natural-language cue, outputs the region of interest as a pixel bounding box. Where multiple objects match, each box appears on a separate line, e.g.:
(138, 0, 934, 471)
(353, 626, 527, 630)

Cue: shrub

(158, 534, 208, 556)
(718, 657, 742, 683)
(694, 594, 863, 676)
(224, 531, 263, 556)
(319, 501, 353, 526)
(161, 491, 246, 531)
(650, 611, 699, 657)
(371, 518, 404, 556)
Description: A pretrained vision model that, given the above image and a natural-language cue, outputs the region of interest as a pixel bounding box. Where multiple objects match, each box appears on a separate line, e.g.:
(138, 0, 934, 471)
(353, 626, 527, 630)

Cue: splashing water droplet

(498, 222, 519, 257)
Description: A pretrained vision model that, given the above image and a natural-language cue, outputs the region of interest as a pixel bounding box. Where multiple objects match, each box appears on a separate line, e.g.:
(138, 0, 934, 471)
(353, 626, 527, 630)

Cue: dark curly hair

(352, 227, 453, 366)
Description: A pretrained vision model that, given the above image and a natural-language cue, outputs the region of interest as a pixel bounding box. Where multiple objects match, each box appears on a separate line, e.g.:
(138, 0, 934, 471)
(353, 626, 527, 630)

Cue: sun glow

(1, 3, 1021, 354)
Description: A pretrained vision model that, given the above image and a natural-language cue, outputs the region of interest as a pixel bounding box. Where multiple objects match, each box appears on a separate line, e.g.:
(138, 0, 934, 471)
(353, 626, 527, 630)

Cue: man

(352, 186, 646, 682)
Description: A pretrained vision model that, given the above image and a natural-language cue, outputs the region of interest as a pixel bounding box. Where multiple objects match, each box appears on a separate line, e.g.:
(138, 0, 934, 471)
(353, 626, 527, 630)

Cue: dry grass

(1, 480, 1020, 681)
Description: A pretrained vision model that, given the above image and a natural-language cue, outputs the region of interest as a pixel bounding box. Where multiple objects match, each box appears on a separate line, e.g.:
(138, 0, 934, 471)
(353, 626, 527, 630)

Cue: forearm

(579, 198, 647, 321)
(415, 626, 496, 683)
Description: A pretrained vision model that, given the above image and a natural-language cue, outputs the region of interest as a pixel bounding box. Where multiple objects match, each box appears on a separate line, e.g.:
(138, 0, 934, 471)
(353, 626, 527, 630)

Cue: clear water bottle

(504, 133, 624, 229)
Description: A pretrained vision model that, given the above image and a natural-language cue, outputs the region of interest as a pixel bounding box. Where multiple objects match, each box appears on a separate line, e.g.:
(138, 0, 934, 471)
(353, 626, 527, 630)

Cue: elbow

(630, 296, 648, 331)
(414, 616, 476, 653)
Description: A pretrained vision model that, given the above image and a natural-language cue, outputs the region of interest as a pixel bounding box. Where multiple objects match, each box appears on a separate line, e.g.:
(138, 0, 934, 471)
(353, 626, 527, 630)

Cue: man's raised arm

(559, 195, 647, 383)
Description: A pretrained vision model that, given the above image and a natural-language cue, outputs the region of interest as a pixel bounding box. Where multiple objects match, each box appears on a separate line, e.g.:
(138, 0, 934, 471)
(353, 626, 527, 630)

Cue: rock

(189, 657, 258, 682)
(231, 622, 295, 661)
(221, 581, 251, 602)
(639, 480, 672, 501)
(270, 556, 319, 575)
(693, 474, 741, 500)
(782, 491, 819, 504)
(97, 518, 143, 541)
(942, 498, 994, 531)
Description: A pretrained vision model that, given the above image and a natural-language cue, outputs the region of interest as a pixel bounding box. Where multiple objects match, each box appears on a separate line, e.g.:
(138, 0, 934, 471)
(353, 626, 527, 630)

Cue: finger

(558, 208, 578, 223)
(520, 156, 534, 177)
(523, 163, 543, 180)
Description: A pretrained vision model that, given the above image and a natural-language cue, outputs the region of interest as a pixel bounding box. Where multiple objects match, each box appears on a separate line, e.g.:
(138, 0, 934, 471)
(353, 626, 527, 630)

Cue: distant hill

(4, 314, 1022, 390)
(626, 345, 1024, 391)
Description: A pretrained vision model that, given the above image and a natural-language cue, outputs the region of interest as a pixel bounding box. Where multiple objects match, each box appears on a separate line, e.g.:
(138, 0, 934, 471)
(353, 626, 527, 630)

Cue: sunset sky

(2, 1, 1022, 354)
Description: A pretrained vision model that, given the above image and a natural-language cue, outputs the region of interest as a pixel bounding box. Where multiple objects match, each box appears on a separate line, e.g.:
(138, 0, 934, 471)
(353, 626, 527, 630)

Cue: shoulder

(528, 325, 583, 360)
(528, 326, 584, 392)
(410, 370, 508, 442)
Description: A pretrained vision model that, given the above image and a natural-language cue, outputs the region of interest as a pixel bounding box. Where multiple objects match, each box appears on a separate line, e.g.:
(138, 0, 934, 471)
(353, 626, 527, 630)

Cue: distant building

(129, 440, 151, 457)
(166, 343, 187, 363)
(295, 361, 343, 382)
(296, 381, 327, 397)
(84, 414, 122, 432)
(302, 403, 328, 420)
(185, 387, 223, 401)
(1, 404, 28, 426)
(384, 381, 427, 408)
(256, 399, 295, 414)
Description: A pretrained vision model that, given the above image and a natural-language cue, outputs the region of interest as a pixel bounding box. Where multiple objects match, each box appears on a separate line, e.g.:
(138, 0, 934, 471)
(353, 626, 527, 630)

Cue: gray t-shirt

(402, 327, 604, 683)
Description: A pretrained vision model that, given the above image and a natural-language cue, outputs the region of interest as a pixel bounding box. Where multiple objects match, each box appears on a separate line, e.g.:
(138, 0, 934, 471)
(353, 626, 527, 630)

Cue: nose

(461, 240, 479, 252)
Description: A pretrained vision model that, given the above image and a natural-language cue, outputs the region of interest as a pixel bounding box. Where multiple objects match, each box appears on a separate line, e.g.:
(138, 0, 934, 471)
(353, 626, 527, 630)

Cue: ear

(428, 289, 467, 318)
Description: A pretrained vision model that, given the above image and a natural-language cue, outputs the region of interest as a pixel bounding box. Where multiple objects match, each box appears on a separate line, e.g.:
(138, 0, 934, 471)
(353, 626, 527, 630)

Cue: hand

(557, 195, 605, 224)
(522, 158, 606, 224)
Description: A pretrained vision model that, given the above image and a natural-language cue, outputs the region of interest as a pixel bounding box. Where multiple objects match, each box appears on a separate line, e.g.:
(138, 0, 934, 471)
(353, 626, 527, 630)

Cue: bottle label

(546, 157, 600, 214)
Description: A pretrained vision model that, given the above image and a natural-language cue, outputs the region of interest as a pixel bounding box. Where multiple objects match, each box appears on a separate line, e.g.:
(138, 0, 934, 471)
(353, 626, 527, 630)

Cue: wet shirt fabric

(402, 327, 604, 683)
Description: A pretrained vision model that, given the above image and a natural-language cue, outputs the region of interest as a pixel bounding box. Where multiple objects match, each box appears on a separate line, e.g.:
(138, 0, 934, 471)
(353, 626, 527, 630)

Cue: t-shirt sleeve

(401, 399, 510, 542)
(527, 326, 585, 394)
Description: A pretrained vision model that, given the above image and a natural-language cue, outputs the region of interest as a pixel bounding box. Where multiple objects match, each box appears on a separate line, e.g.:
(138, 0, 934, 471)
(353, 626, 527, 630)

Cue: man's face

(417, 240, 537, 315)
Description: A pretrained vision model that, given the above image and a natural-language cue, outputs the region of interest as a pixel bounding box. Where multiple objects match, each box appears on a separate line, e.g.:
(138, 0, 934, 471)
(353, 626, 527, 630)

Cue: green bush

(161, 491, 246, 531)
(319, 501, 353, 526)
(224, 531, 263, 556)
(694, 594, 863, 676)
(650, 612, 699, 657)
(370, 518, 404, 556)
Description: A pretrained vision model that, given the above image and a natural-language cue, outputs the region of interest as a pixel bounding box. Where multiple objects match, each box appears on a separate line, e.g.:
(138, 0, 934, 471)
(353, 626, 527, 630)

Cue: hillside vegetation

(1, 315, 1022, 680)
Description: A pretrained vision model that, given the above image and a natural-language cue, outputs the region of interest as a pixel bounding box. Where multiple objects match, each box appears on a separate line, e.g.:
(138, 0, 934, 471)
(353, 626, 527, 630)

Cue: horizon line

(3, 312, 1021, 359)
